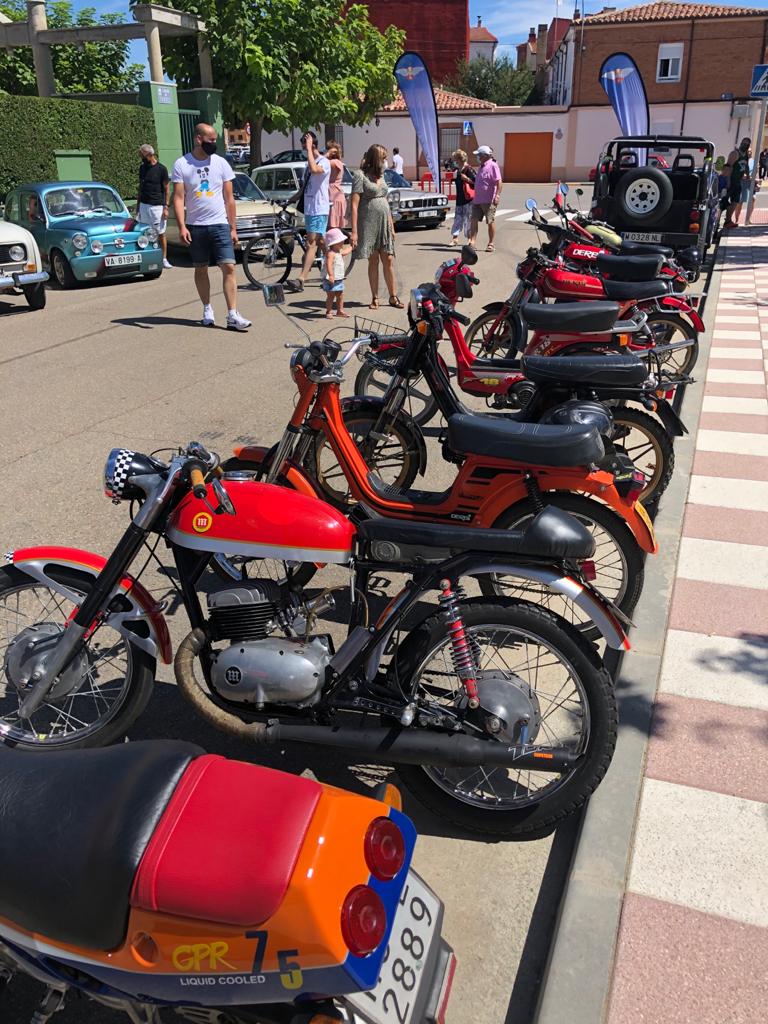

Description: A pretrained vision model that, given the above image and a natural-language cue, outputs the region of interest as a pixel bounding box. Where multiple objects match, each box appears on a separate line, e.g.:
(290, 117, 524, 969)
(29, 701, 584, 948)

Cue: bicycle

(242, 198, 356, 288)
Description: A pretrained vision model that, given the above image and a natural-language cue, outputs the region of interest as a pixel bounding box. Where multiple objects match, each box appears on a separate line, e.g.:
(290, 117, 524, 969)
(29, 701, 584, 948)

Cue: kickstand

(30, 987, 66, 1024)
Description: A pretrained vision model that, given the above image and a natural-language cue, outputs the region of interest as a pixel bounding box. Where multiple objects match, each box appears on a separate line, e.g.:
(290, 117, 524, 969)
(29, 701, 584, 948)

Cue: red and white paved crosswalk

(607, 226, 768, 1023)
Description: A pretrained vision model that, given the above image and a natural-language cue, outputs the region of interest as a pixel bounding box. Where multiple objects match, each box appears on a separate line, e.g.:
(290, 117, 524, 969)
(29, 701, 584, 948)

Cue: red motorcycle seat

(131, 755, 321, 927)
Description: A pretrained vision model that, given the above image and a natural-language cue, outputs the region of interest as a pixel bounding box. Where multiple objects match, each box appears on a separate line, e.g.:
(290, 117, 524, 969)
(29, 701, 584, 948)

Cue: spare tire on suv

(615, 166, 673, 226)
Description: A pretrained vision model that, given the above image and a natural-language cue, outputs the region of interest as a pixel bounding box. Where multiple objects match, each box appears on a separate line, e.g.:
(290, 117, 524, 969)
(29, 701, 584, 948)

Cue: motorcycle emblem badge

(192, 511, 213, 533)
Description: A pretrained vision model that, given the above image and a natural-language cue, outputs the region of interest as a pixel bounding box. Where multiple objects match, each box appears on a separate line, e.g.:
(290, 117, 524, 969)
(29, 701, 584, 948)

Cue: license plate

(104, 253, 141, 267)
(623, 231, 662, 243)
(349, 871, 441, 1024)
(418, 211, 438, 218)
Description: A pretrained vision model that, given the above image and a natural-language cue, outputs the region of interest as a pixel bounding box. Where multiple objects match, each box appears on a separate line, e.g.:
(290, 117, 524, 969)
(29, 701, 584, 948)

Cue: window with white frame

(657, 43, 683, 83)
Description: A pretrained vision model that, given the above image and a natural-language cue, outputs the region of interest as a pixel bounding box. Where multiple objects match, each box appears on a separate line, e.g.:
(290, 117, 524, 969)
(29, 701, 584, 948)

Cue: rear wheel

(611, 406, 674, 504)
(479, 492, 644, 640)
(389, 600, 617, 838)
(0, 566, 154, 749)
(354, 349, 439, 426)
(464, 309, 523, 358)
(243, 236, 293, 288)
(645, 312, 699, 374)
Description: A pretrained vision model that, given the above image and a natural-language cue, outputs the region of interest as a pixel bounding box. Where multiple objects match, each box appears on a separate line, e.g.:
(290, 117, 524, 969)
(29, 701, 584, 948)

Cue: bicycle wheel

(243, 236, 293, 288)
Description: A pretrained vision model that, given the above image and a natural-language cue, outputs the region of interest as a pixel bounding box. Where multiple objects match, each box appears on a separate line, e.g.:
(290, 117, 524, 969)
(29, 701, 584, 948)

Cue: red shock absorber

(439, 579, 480, 709)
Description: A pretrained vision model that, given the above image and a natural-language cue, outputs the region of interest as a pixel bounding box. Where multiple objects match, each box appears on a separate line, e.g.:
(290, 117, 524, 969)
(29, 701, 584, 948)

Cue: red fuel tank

(167, 478, 354, 564)
(563, 241, 606, 262)
(540, 268, 605, 301)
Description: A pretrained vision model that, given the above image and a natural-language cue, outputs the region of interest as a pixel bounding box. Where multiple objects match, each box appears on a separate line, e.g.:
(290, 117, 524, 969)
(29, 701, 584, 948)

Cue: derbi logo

(571, 248, 598, 259)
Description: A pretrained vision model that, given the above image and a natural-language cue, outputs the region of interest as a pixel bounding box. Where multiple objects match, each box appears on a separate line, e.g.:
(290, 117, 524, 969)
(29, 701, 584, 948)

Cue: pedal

(30, 987, 66, 1024)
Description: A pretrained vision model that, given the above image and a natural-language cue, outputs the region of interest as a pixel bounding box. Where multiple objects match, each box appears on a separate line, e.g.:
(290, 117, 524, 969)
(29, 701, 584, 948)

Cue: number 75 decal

(245, 930, 303, 990)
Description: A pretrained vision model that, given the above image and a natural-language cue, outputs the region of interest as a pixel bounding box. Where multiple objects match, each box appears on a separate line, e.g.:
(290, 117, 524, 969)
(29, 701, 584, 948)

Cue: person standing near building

(289, 131, 331, 291)
(171, 123, 251, 331)
(450, 149, 475, 245)
(759, 147, 768, 180)
(391, 147, 404, 176)
(468, 145, 502, 252)
(136, 144, 172, 269)
(724, 139, 752, 229)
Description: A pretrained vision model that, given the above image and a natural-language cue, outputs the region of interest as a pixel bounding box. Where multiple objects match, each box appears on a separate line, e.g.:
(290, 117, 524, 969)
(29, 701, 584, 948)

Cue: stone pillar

(145, 22, 164, 82)
(27, 0, 55, 97)
(197, 35, 214, 89)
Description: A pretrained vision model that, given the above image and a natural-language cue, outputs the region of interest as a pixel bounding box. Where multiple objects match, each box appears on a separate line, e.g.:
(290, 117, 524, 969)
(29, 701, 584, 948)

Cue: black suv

(591, 135, 719, 266)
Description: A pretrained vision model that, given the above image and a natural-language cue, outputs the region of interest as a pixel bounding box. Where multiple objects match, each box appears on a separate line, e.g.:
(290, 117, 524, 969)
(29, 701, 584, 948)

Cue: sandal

(389, 295, 404, 309)
(369, 298, 379, 309)
(486, 244, 495, 252)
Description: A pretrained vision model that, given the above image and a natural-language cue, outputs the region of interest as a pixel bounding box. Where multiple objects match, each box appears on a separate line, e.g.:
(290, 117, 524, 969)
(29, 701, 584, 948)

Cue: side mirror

(262, 283, 286, 306)
(461, 244, 478, 266)
(212, 477, 236, 516)
(525, 198, 537, 211)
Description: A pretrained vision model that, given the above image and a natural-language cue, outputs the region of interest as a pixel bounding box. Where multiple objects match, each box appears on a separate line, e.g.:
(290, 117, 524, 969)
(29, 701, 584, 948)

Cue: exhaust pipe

(175, 630, 575, 772)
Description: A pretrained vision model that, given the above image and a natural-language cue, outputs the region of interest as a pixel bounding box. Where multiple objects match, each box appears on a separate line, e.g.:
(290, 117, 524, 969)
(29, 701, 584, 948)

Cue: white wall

(469, 40, 496, 62)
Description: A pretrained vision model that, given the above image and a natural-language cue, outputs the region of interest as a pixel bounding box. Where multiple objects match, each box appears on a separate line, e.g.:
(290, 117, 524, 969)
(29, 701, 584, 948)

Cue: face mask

(199, 140, 217, 156)
(141, 156, 151, 165)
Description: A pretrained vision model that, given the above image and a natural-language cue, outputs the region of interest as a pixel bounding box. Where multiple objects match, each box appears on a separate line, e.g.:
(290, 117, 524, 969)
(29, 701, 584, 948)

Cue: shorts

(188, 223, 235, 266)
(322, 279, 344, 293)
(728, 181, 750, 205)
(137, 203, 167, 235)
(304, 214, 329, 236)
(471, 202, 496, 225)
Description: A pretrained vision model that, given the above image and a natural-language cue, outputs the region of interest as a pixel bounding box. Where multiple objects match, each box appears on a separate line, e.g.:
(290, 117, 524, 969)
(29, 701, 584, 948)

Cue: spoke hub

(4, 623, 88, 701)
(468, 671, 541, 745)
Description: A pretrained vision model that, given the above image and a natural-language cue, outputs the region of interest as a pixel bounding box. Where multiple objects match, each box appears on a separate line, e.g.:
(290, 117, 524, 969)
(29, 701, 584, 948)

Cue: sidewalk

(606, 225, 768, 1022)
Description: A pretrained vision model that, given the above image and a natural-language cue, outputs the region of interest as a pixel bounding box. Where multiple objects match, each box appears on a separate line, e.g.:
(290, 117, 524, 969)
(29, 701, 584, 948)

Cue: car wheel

(51, 249, 77, 289)
(23, 282, 46, 310)
(615, 167, 673, 226)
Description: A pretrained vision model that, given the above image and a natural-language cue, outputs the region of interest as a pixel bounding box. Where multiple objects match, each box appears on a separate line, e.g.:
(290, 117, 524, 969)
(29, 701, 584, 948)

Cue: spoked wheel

(311, 409, 421, 508)
(464, 309, 522, 358)
(243, 236, 293, 288)
(0, 567, 154, 749)
(354, 350, 439, 426)
(611, 406, 675, 504)
(479, 493, 644, 641)
(388, 600, 617, 838)
(645, 312, 699, 375)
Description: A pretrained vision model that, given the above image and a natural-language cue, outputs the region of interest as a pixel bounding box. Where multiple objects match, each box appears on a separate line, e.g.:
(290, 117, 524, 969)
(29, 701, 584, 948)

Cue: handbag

(294, 166, 310, 214)
(458, 169, 474, 202)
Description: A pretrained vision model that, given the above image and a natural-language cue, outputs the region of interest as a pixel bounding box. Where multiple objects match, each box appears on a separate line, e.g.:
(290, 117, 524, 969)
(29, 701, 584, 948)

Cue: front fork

(264, 426, 301, 484)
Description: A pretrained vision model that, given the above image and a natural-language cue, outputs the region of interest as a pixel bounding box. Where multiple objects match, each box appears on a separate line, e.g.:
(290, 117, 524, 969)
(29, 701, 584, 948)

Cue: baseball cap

(474, 145, 493, 156)
(325, 228, 347, 247)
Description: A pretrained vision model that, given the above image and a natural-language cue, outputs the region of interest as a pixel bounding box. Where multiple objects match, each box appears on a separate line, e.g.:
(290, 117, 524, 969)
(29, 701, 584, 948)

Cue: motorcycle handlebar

(190, 466, 208, 499)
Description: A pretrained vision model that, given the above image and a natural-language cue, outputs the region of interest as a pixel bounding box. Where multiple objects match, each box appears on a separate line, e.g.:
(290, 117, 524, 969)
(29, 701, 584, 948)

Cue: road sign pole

(746, 96, 767, 223)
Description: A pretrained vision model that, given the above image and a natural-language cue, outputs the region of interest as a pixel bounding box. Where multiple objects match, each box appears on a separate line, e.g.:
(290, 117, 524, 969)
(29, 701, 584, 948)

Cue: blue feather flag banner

(599, 53, 649, 137)
(394, 52, 440, 186)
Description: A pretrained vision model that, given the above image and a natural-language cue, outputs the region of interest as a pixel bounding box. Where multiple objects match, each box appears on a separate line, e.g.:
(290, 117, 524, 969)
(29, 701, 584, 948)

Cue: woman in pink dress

(326, 141, 347, 229)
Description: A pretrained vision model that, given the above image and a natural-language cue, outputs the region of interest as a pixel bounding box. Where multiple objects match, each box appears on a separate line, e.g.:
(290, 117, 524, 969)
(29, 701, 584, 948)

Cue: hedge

(0, 94, 156, 201)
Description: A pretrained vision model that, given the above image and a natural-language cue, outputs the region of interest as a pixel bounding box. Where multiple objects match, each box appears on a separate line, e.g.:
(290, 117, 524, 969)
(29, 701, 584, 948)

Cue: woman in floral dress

(350, 144, 403, 309)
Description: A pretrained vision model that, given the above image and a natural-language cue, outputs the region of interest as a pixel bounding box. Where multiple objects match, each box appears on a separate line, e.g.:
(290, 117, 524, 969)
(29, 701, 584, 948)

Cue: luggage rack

(321, 313, 407, 345)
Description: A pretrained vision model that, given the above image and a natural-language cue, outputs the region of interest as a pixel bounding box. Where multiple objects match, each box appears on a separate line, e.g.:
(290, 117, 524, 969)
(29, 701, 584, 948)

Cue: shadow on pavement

(111, 314, 209, 329)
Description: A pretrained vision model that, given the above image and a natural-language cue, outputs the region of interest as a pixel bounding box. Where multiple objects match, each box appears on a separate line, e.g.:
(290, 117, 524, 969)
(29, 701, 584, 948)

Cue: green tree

(157, 0, 404, 167)
(0, 0, 145, 95)
(448, 56, 536, 107)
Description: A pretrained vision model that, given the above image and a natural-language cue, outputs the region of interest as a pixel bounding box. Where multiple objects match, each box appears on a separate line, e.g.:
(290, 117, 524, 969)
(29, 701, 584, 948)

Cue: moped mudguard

(341, 395, 427, 478)
(654, 399, 688, 437)
(7, 547, 171, 664)
(657, 295, 704, 333)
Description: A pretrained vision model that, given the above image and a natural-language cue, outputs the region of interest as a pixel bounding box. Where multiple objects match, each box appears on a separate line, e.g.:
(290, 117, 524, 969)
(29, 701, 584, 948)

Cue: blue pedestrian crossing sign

(750, 64, 768, 97)
(462, 120, 473, 136)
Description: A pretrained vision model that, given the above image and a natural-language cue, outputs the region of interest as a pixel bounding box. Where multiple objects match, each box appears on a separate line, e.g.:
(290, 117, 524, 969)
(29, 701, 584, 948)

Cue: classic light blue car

(3, 181, 163, 288)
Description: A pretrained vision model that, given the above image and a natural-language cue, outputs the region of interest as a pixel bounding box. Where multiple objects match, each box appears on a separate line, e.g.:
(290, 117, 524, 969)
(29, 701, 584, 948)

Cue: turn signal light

(365, 816, 406, 881)
(688, 223, 700, 233)
(581, 560, 597, 581)
(341, 885, 387, 957)
(617, 333, 631, 346)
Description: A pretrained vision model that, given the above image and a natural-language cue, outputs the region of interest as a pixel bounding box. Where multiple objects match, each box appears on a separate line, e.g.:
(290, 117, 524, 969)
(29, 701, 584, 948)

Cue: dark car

(590, 135, 719, 260)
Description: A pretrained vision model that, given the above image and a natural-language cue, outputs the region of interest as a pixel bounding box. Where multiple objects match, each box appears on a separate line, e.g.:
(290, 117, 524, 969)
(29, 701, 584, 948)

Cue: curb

(532, 250, 723, 1024)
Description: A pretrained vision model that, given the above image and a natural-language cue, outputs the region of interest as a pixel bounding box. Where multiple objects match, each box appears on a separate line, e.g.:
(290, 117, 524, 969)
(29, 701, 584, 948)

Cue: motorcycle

(0, 440, 626, 838)
(0, 739, 455, 1024)
(226, 289, 655, 637)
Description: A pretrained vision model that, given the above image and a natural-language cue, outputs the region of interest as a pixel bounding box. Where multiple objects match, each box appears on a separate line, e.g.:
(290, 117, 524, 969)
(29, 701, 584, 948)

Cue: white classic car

(0, 218, 48, 310)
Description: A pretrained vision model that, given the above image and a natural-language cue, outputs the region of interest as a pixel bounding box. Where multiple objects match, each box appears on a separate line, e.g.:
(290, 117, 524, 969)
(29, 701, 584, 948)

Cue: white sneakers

(200, 306, 251, 331)
(201, 304, 215, 327)
(162, 258, 173, 269)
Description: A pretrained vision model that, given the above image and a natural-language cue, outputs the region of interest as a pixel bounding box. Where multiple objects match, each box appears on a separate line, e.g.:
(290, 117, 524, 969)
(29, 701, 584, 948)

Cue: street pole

(746, 95, 767, 224)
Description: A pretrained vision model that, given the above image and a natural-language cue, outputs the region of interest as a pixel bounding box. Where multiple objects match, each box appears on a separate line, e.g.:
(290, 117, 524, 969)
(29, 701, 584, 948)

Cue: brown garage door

(504, 132, 553, 182)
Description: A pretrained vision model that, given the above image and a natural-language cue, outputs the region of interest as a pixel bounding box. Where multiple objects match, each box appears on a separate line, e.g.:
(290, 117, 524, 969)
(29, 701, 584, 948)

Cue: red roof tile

(585, 2, 765, 23)
(382, 88, 496, 112)
(470, 26, 498, 42)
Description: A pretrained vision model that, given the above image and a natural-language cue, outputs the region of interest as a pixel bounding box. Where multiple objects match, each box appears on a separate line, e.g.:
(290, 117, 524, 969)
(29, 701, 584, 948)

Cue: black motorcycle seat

(522, 354, 649, 387)
(447, 413, 604, 467)
(522, 301, 620, 334)
(472, 355, 522, 372)
(602, 278, 671, 300)
(0, 740, 200, 950)
(357, 506, 596, 560)
(597, 253, 663, 281)
(620, 240, 674, 258)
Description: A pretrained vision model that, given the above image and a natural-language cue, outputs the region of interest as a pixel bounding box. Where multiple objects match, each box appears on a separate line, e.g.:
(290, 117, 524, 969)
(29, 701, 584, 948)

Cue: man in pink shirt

(469, 145, 502, 252)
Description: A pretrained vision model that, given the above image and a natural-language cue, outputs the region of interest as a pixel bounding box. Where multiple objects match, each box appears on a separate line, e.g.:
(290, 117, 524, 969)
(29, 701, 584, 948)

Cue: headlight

(144, 226, 158, 242)
(72, 233, 87, 251)
(8, 244, 25, 262)
(409, 287, 423, 323)
(91, 239, 103, 254)
(388, 190, 401, 211)
(137, 235, 149, 249)
(104, 447, 136, 501)
(439, 197, 448, 206)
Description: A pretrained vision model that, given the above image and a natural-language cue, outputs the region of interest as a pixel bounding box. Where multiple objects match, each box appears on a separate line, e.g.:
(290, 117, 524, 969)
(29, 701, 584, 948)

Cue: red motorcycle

(0, 441, 626, 838)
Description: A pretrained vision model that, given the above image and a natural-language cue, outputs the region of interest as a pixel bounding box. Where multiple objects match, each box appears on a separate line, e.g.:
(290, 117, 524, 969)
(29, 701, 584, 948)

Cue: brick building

(363, 0, 469, 84)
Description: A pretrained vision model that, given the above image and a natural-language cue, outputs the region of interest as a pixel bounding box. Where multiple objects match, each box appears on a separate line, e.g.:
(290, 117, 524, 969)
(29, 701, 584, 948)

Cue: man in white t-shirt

(171, 123, 251, 331)
(288, 131, 331, 292)
(391, 148, 404, 176)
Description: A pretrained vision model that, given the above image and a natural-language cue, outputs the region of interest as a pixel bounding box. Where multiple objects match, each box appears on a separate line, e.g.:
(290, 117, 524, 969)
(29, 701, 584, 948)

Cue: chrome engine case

(210, 636, 331, 706)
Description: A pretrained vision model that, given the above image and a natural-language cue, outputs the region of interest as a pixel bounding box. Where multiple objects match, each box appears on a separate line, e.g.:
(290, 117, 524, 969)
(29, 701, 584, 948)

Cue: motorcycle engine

(491, 379, 537, 411)
(207, 582, 332, 707)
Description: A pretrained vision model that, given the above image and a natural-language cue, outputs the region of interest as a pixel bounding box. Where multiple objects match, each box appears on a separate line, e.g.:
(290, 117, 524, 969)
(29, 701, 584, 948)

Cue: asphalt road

(0, 183, 580, 1024)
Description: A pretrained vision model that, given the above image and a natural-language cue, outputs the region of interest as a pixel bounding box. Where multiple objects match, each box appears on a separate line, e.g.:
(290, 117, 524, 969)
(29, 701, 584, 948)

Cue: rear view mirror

(461, 244, 478, 266)
(262, 284, 285, 306)
(525, 198, 537, 211)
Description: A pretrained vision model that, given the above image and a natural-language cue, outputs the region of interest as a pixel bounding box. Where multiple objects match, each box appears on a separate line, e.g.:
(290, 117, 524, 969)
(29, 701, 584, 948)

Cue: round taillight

(341, 885, 386, 957)
(365, 816, 405, 881)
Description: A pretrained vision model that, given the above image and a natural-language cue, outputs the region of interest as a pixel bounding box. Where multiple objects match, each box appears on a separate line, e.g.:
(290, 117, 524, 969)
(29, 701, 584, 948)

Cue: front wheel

(354, 350, 439, 426)
(23, 282, 46, 309)
(0, 566, 155, 749)
(389, 600, 617, 839)
(479, 492, 645, 640)
(51, 249, 77, 289)
(464, 308, 523, 358)
(644, 311, 699, 375)
(243, 236, 293, 288)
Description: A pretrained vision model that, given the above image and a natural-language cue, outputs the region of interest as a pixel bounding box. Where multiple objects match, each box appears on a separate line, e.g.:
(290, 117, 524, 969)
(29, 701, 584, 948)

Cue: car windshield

(384, 169, 412, 189)
(44, 186, 125, 219)
(233, 174, 266, 201)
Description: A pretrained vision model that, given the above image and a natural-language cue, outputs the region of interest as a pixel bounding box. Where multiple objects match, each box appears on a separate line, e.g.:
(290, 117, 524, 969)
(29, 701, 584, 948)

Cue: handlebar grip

(452, 311, 471, 326)
(190, 467, 207, 499)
